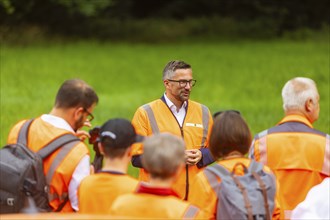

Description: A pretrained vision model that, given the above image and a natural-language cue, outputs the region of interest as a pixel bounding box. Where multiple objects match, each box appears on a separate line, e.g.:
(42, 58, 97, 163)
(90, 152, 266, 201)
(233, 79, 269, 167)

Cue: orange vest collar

(278, 115, 313, 128)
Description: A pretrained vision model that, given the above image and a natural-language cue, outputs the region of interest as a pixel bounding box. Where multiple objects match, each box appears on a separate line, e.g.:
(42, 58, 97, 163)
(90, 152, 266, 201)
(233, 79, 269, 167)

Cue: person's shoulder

(122, 174, 139, 183)
(137, 99, 162, 109)
(188, 100, 210, 109)
(7, 118, 34, 144)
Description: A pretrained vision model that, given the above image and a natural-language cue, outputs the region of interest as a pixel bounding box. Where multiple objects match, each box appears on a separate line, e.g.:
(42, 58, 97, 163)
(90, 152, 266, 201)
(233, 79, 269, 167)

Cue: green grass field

(1, 39, 329, 176)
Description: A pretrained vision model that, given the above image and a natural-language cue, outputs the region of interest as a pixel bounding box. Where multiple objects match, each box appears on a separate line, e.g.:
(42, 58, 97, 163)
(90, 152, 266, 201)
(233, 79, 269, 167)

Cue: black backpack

(0, 119, 80, 213)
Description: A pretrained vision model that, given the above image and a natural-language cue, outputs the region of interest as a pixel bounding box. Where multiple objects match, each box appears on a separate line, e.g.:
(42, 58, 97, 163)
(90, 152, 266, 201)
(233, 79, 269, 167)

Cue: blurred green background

(1, 0, 329, 176)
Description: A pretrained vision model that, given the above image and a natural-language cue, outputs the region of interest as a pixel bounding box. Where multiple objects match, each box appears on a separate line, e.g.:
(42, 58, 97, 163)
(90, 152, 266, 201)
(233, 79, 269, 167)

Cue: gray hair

(142, 133, 185, 179)
(282, 77, 319, 112)
(162, 60, 191, 80)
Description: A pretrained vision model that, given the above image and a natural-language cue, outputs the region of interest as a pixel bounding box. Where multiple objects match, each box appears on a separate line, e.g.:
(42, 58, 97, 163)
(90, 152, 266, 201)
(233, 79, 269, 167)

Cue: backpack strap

(37, 134, 80, 159)
(17, 119, 34, 145)
(248, 160, 263, 173)
(205, 163, 231, 191)
(231, 175, 253, 220)
(249, 160, 271, 220)
(252, 172, 271, 220)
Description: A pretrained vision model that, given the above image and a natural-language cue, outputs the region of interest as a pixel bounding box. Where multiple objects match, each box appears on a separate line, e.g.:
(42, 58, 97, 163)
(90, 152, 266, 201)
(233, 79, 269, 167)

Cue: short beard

(74, 115, 85, 132)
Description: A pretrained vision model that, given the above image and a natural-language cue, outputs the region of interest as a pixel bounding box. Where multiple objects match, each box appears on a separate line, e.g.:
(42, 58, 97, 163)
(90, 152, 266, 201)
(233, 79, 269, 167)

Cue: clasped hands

(185, 149, 202, 166)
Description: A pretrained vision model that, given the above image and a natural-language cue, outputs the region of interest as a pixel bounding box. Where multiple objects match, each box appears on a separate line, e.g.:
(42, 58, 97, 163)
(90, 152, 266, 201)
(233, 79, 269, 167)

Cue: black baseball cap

(99, 118, 143, 148)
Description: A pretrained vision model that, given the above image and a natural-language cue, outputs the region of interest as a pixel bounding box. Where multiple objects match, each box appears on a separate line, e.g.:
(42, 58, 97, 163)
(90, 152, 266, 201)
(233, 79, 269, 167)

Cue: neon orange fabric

(131, 99, 213, 199)
(78, 171, 139, 214)
(249, 115, 329, 219)
(7, 117, 89, 212)
(188, 158, 283, 220)
(110, 190, 205, 219)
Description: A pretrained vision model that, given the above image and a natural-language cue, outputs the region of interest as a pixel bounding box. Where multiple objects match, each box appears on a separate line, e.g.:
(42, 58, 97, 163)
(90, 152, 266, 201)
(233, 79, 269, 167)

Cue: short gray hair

(282, 77, 319, 112)
(162, 60, 191, 80)
(142, 133, 185, 179)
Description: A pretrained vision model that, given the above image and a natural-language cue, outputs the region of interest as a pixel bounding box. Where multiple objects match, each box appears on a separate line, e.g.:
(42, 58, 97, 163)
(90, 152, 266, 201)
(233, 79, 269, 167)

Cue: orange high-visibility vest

(249, 115, 330, 219)
(110, 190, 204, 219)
(188, 158, 283, 220)
(7, 117, 89, 212)
(78, 171, 139, 214)
(131, 98, 213, 199)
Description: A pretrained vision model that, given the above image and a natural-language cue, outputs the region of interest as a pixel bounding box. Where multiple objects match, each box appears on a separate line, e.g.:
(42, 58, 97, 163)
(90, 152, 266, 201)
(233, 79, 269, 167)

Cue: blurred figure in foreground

(110, 133, 206, 219)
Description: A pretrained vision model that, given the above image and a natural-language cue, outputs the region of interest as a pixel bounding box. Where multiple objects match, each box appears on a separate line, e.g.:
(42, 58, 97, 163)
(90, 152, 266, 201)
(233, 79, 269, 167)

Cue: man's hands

(76, 121, 92, 141)
(185, 149, 202, 166)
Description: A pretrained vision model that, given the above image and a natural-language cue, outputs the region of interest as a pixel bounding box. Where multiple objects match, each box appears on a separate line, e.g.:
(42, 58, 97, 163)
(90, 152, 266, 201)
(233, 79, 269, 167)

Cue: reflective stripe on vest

(48, 192, 68, 203)
(183, 205, 199, 219)
(200, 104, 209, 147)
(46, 140, 78, 202)
(258, 130, 269, 165)
(143, 104, 160, 133)
(322, 134, 330, 175)
(142, 103, 210, 142)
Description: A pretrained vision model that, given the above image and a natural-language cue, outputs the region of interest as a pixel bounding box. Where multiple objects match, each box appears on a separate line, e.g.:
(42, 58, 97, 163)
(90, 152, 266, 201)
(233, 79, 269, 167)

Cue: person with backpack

(188, 111, 283, 220)
(249, 77, 329, 219)
(5, 79, 99, 212)
(110, 133, 206, 219)
(78, 118, 140, 214)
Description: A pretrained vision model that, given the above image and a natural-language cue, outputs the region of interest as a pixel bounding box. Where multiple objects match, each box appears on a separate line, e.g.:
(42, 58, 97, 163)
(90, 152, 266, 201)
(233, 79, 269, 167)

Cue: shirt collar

(278, 114, 313, 128)
(163, 93, 187, 110)
(41, 114, 75, 132)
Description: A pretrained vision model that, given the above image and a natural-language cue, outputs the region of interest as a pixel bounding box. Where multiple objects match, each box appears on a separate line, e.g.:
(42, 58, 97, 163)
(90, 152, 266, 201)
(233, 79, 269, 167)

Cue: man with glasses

(131, 60, 214, 200)
(7, 79, 99, 212)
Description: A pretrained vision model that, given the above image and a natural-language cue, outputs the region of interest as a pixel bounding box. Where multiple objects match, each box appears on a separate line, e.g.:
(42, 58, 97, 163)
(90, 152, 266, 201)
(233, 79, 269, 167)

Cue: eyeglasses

(83, 108, 94, 122)
(167, 79, 197, 87)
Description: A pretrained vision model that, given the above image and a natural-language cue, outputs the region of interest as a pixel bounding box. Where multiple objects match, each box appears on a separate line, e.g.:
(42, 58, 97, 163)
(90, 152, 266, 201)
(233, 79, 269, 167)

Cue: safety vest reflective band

(183, 205, 199, 219)
(142, 104, 159, 133)
(45, 140, 78, 184)
(323, 134, 330, 175)
(142, 103, 210, 144)
(200, 105, 209, 147)
(255, 128, 329, 175)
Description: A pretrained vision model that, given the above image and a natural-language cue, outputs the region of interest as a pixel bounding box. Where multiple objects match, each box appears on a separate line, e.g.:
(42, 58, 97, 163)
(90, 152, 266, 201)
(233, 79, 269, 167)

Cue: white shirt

(291, 177, 330, 219)
(41, 114, 90, 211)
(164, 93, 187, 127)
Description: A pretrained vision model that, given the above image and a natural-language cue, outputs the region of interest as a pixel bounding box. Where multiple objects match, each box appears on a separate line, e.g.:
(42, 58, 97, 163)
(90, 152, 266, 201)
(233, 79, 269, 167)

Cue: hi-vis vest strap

(142, 103, 210, 146)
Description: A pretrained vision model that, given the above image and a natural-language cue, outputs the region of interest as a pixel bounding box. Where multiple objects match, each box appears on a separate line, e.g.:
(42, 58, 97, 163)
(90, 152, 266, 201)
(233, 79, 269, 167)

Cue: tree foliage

(1, 0, 329, 40)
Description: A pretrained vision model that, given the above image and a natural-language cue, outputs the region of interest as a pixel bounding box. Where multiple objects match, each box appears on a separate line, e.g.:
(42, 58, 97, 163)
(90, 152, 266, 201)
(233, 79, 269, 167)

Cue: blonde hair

(142, 133, 185, 179)
(282, 77, 319, 112)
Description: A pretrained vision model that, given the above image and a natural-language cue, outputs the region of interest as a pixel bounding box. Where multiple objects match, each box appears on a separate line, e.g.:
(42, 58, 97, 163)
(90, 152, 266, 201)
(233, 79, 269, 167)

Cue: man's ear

(305, 98, 314, 112)
(74, 106, 85, 120)
(164, 80, 170, 89)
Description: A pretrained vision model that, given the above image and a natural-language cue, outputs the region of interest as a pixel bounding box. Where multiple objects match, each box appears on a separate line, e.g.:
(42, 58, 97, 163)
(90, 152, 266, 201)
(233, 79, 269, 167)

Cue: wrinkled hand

(76, 121, 92, 141)
(185, 149, 202, 166)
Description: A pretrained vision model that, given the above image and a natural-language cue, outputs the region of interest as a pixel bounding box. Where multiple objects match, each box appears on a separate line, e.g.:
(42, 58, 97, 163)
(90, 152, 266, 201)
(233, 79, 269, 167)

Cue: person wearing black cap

(78, 118, 140, 214)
